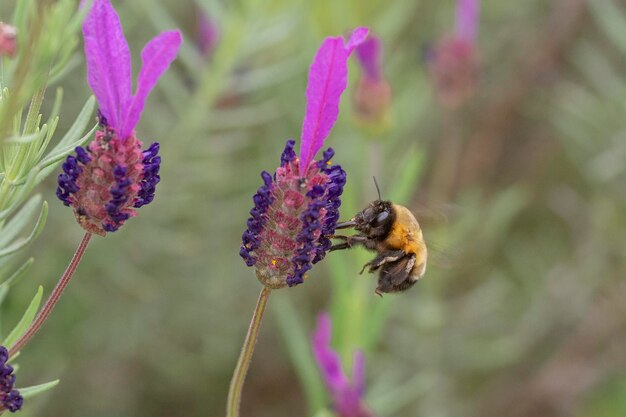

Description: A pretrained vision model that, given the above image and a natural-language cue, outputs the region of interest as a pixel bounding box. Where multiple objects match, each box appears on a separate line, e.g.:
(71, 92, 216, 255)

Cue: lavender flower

(197, 9, 220, 58)
(353, 34, 392, 130)
(0, 22, 17, 58)
(240, 27, 368, 288)
(56, 0, 181, 235)
(0, 346, 22, 413)
(312, 313, 373, 417)
(426, 0, 480, 108)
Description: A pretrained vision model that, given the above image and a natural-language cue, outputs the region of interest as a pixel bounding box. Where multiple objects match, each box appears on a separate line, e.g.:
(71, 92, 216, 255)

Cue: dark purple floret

(134, 142, 161, 209)
(96, 109, 108, 127)
(240, 170, 275, 267)
(75, 146, 92, 164)
(280, 139, 297, 166)
(56, 154, 84, 206)
(0, 346, 22, 413)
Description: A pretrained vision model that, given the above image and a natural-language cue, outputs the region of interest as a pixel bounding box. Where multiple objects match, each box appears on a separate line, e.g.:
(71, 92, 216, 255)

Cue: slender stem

(8, 232, 92, 356)
(226, 286, 272, 417)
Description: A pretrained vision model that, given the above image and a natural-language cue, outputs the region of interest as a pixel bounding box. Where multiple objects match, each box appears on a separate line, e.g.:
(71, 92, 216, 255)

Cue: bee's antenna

(373, 176, 382, 201)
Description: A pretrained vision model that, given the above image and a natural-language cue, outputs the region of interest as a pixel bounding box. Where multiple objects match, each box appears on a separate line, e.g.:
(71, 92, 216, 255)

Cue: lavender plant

(229, 27, 369, 417)
(0, 0, 97, 412)
(2, 0, 180, 412)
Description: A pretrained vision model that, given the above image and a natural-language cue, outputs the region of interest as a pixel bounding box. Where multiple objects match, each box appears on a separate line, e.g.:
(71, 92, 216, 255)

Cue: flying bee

(329, 179, 427, 296)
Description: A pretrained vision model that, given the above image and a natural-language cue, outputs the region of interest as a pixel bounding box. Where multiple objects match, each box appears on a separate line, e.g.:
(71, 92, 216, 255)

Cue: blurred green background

(2, 0, 626, 416)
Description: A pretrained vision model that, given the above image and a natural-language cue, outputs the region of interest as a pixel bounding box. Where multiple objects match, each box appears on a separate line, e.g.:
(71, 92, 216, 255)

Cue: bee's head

(351, 200, 393, 237)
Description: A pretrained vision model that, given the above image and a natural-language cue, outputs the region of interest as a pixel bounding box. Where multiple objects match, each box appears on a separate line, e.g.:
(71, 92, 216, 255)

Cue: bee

(329, 179, 427, 296)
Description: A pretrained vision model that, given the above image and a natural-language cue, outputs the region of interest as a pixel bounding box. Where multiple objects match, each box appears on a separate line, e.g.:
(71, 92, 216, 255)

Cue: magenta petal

(120, 30, 182, 138)
(455, 0, 480, 42)
(355, 35, 382, 82)
(345, 27, 369, 54)
(298, 27, 369, 175)
(312, 313, 350, 391)
(83, 0, 132, 131)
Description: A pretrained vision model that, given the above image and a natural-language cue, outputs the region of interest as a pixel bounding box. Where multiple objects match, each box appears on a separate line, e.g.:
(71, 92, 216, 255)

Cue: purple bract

(353, 34, 392, 128)
(240, 27, 368, 288)
(56, 0, 181, 235)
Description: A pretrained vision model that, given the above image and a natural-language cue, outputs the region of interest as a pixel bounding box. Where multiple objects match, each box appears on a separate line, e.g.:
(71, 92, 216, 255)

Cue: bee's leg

(359, 250, 405, 274)
(329, 235, 369, 252)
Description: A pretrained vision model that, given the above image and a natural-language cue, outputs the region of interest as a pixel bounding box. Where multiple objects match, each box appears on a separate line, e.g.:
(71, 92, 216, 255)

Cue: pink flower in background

(426, 0, 480, 108)
(312, 313, 373, 417)
(197, 8, 220, 58)
(0, 22, 17, 58)
(57, 0, 181, 235)
(240, 28, 368, 288)
(353, 34, 392, 130)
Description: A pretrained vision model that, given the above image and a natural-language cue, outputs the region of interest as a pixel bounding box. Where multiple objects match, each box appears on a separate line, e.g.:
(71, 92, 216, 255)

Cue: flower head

(240, 27, 368, 288)
(426, 0, 480, 108)
(353, 34, 392, 131)
(0, 23, 17, 58)
(56, 0, 181, 235)
(0, 346, 22, 413)
(312, 313, 373, 417)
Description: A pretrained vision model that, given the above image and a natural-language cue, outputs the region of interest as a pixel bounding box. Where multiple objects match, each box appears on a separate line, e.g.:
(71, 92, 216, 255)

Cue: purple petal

(82, 0, 132, 132)
(312, 313, 350, 392)
(298, 27, 369, 176)
(352, 350, 366, 396)
(120, 30, 182, 138)
(455, 0, 480, 42)
(355, 35, 383, 82)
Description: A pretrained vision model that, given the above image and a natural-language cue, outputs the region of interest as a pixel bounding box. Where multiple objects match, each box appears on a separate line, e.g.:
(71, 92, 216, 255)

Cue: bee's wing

(383, 256, 413, 285)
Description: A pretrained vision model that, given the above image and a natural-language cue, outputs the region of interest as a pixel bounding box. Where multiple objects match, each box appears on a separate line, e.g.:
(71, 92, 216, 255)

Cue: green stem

(8, 232, 92, 357)
(226, 286, 272, 417)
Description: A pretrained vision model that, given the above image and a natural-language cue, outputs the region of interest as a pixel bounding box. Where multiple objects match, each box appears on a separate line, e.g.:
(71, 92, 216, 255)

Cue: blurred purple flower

(353, 34, 392, 129)
(426, 0, 480, 108)
(240, 27, 368, 288)
(0, 346, 22, 413)
(312, 313, 373, 417)
(455, 0, 480, 42)
(56, 0, 181, 235)
(0, 22, 17, 58)
(197, 9, 220, 57)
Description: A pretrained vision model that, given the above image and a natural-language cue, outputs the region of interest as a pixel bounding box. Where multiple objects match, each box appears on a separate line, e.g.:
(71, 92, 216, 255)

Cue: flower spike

(312, 313, 373, 417)
(57, 0, 181, 235)
(426, 0, 480, 108)
(299, 27, 369, 176)
(240, 28, 367, 288)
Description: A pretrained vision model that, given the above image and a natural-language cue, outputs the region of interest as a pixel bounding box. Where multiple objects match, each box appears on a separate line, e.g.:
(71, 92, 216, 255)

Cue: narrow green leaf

(0, 195, 42, 247)
(0, 257, 34, 287)
(0, 201, 48, 258)
(0, 285, 9, 308)
(38, 95, 96, 169)
(18, 380, 60, 399)
(2, 285, 43, 348)
(311, 410, 335, 417)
